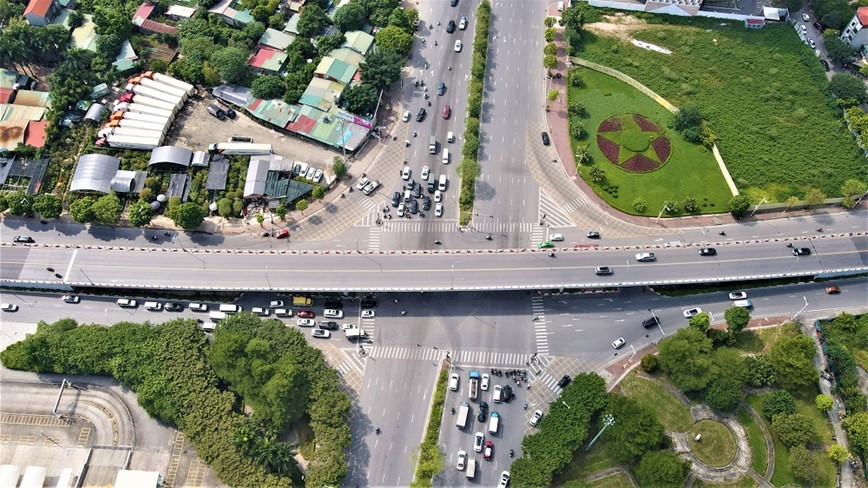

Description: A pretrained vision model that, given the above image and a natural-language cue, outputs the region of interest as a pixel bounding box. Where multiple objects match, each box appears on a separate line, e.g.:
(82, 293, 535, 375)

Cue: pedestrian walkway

(539, 189, 578, 228)
(367, 227, 381, 251)
(531, 296, 550, 355)
(373, 219, 461, 233)
(366, 346, 535, 367)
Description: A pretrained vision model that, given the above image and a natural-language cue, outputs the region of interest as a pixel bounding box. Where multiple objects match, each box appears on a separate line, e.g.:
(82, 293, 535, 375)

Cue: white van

(488, 411, 500, 434)
(219, 304, 241, 314)
(733, 299, 753, 309)
(252, 307, 269, 316)
(201, 322, 216, 333)
(442, 148, 450, 165)
(209, 311, 227, 323)
(447, 131, 454, 143)
(117, 298, 138, 308)
(428, 135, 437, 154)
(465, 459, 476, 479)
(438, 174, 447, 191)
(144, 301, 162, 311)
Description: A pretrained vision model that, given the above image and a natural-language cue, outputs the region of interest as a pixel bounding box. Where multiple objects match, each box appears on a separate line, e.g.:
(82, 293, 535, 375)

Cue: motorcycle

(375, 428, 381, 435)
(719, 231, 726, 236)
(451, 407, 455, 414)
(485, 235, 493, 240)
(786, 243, 794, 248)
(509, 450, 514, 458)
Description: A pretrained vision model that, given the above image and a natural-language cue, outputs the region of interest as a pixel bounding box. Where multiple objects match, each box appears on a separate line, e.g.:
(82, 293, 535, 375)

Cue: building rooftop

(259, 28, 295, 51)
(23, 0, 53, 18)
(249, 47, 288, 72)
(70, 14, 98, 52)
(314, 57, 356, 85)
(71, 153, 121, 193)
(343, 30, 374, 55)
(299, 77, 344, 111)
(858, 6, 868, 26)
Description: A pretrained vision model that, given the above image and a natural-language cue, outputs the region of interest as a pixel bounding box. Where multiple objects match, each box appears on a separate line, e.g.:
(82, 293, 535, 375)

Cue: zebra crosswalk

(465, 221, 537, 233)
(368, 227, 381, 251)
(535, 370, 568, 393)
(364, 346, 537, 367)
(531, 296, 550, 355)
(539, 190, 576, 228)
(378, 220, 460, 233)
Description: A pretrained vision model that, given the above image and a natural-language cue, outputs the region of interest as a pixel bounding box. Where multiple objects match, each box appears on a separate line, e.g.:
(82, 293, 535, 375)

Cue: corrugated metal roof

(70, 15, 98, 52)
(299, 77, 343, 111)
(110, 170, 137, 193)
(259, 28, 294, 51)
(245, 97, 295, 128)
(343, 31, 374, 55)
(149, 146, 193, 167)
(85, 103, 106, 122)
(244, 157, 269, 197)
(24, 120, 47, 148)
(71, 154, 120, 193)
(315, 57, 355, 85)
(213, 84, 251, 106)
(249, 48, 287, 72)
(0, 104, 47, 122)
(329, 47, 364, 68)
(12, 90, 52, 108)
(0, 121, 27, 152)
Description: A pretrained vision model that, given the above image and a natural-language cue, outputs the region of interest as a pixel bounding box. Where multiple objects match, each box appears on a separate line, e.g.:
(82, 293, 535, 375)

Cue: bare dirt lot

(167, 93, 341, 173)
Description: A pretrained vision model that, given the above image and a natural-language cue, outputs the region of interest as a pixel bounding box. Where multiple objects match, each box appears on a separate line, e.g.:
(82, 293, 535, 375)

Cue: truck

(209, 311, 227, 322)
(121, 94, 178, 113)
(151, 72, 195, 96)
(126, 84, 184, 108)
(456, 402, 470, 429)
(345, 328, 367, 340)
(139, 77, 189, 101)
(468, 371, 480, 401)
(106, 118, 168, 134)
(207, 103, 227, 120)
(115, 102, 174, 120)
(292, 295, 313, 307)
(106, 134, 162, 150)
(110, 111, 170, 126)
(98, 127, 164, 140)
(208, 142, 273, 155)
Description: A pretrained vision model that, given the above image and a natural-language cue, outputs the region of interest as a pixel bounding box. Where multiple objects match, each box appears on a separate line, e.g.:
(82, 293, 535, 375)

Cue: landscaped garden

(688, 419, 737, 468)
(568, 67, 733, 216)
(578, 16, 865, 200)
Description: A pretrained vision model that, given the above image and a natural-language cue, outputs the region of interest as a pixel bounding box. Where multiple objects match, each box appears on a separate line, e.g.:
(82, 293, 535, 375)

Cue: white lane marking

(64, 249, 78, 281)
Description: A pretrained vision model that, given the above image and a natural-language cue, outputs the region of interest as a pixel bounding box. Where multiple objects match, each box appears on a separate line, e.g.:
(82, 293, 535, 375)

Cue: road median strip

(410, 364, 449, 486)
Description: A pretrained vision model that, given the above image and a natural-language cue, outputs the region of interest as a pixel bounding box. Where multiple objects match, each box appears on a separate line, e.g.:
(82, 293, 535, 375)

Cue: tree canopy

(169, 202, 206, 230)
(343, 83, 378, 115)
(374, 25, 413, 55)
(603, 395, 664, 462)
(829, 73, 868, 104)
(360, 48, 403, 89)
(844, 411, 868, 458)
(634, 450, 690, 487)
(657, 327, 714, 392)
(251, 75, 285, 99)
(297, 4, 331, 38)
(772, 413, 817, 448)
(724, 306, 751, 333)
(91, 192, 121, 225)
(211, 46, 250, 83)
(333, 2, 367, 32)
(32, 194, 62, 219)
(769, 334, 818, 390)
(127, 201, 153, 227)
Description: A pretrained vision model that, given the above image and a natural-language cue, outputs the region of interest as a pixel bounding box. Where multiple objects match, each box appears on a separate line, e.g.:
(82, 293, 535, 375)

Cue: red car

(275, 228, 289, 239)
(297, 310, 315, 318)
(442, 104, 451, 119)
(483, 440, 493, 460)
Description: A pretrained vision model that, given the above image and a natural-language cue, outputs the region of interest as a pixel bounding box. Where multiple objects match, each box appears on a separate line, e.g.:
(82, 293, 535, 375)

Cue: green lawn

(554, 434, 622, 485)
(747, 393, 795, 486)
(695, 477, 759, 488)
(569, 67, 731, 216)
(736, 406, 768, 476)
(579, 19, 864, 200)
(619, 372, 693, 431)
(586, 472, 632, 488)
(689, 419, 738, 468)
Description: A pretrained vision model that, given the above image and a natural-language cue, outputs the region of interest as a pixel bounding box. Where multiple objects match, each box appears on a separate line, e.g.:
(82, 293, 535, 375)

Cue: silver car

(529, 409, 543, 427)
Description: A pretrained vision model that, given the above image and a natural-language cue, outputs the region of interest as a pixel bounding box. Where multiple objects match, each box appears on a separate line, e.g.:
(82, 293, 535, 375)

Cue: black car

(699, 247, 717, 256)
(421, 196, 431, 211)
(392, 191, 401, 207)
(451, 0, 458, 5)
(586, 231, 601, 239)
(502, 384, 513, 403)
(793, 247, 812, 256)
(415, 107, 426, 122)
(477, 401, 489, 422)
(409, 199, 419, 214)
(413, 185, 422, 198)
(318, 321, 339, 330)
(595, 266, 613, 276)
(164, 302, 184, 312)
(446, 20, 456, 33)
(437, 82, 446, 96)
(821, 59, 830, 72)
(324, 300, 343, 310)
(13, 235, 34, 243)
(541, 131, 550, 145)
(642, 316, 660, 329)
(361, 298, 379, 309)
(557, 375, 571, 388)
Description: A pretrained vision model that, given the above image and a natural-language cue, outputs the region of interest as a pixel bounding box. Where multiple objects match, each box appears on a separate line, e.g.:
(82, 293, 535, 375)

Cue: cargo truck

(345, 328, 367, 340)
(118, 94, 178, 113)
(456, 402, 470, 429)
(151, 72, 195, 95)
(99, 127, 164, 140)
(106, 134, 162, 150)
(207, 103, 226, 120)
(468, 371, 480, 401)
(139, 77, 189, 101)
(110, 111, 170, 126)
(208, 142, 272, 155)
(126, 84, 184, 108)
(115, 102, 174, 120)
(106, 118, 168, 134)
(292, 295, 313, 307)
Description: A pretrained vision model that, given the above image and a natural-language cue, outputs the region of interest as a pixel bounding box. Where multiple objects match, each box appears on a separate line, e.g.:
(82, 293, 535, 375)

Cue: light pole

(654, 204, 672, 223)
(750, 197, 769, 217)
(585, 414, 615, 451)
(792, 296, 809, 321)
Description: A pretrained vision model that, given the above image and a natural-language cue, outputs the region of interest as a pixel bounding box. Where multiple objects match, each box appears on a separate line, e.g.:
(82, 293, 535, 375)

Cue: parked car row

(291, 161, 324, 184)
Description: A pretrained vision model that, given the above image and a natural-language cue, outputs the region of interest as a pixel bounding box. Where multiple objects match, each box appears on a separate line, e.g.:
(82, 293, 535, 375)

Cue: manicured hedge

(410, 366, 449, 486)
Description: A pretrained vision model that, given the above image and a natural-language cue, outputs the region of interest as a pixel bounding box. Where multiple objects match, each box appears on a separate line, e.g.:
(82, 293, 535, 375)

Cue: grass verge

(688, 419, 738, 468)
(569, 67, 730, 216)
(736, 405, 768, 475)
(456, 0, 491, 225)
(619, 372, 693, 431)
(296, 417, 315, 460)
(553, 435, 621, 485)
(747, 393, 795, 486)
(410, 364, 449, 486)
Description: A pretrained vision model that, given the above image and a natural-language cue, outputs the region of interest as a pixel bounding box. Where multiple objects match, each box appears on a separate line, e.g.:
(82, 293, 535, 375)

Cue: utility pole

(585, 414, 615, 451)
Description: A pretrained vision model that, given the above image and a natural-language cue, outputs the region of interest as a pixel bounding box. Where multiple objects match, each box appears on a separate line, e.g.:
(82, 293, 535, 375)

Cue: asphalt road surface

(2, 234, 865, 291)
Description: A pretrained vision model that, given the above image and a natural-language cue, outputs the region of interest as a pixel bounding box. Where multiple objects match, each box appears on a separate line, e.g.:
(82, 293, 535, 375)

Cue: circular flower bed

(688, 419, 738, 468)
(596, 114, 671, 173)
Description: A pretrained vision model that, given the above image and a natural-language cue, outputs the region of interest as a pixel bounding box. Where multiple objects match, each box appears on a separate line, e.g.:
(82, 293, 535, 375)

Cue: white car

(62, 295, 81, 304)
(275, 308, 293, 317)
(809, 39, 816, 49)
(297, 318, 316, 327)
(312, 329, 331, 339)
(459, 16, 467, 30)
(189, 302, 208, 312)
(683, 308, 702, 318)
(252, 307, 270, 316)
(449, 373, 460, 391)
(456, 450, 467, 470)
(802, 12, 810, 21)
(481, 373, 490, 391)
(550, 233, 564, 242)
(361, 309, 376, 318)
(493, 384, 503, 403)
(397, 202, 406, 217)
(1, 303, 19, 312)
(402, 110, 411, 122)
(529, 409, 543, 427)
(356, 176, 370, 191)
(454, 40, 462, 52)
(473, 432, 484, 452)
(402, 166, 411, 180)
(635, 252, 656, 262)
(421, 165, 430, 179)
(729, 291, 748, 301)
(435, 203, 443, 217)
(434, 190, 442, 202)
(324, 309, 344, 319)
(270, 300, 284, 308)
(342, 323, 356, 330)
(498, 471, 510, 488)
(612, 337, 626, 349)
(312, 169, 323, 183)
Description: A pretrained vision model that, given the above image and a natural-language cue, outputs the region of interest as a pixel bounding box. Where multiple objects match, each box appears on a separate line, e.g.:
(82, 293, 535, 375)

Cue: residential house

(841, 6, 868, 51)
(314, 57, 357, 85)
(23, 0, 59, 26)
(249, 48, 288, 74)
(132, 2, 178, 36)
(343, 31, 374, 56)
(258, 28, 295, 51)
(208, 0, 254, 27)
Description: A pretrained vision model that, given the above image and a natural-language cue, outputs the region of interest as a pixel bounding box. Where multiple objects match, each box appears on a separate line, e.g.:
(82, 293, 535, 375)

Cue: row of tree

(0, 313, 352, 486)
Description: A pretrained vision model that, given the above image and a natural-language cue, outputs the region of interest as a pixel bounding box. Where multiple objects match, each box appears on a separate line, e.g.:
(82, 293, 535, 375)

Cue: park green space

(569, 67, 732, 216)
(823, 313, 868, 370)
(578, 19, 864, 200)
(619, 372, 693, 431)
(736, 406, 768, 475)
(688, 419, 737, 467)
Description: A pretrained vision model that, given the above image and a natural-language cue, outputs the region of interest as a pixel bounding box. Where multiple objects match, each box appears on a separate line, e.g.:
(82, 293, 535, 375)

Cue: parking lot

(438, 365, 531, 486)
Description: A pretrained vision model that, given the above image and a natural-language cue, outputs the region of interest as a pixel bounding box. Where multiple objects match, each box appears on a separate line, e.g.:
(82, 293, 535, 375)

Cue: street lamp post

(585, 414, 615, 451)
